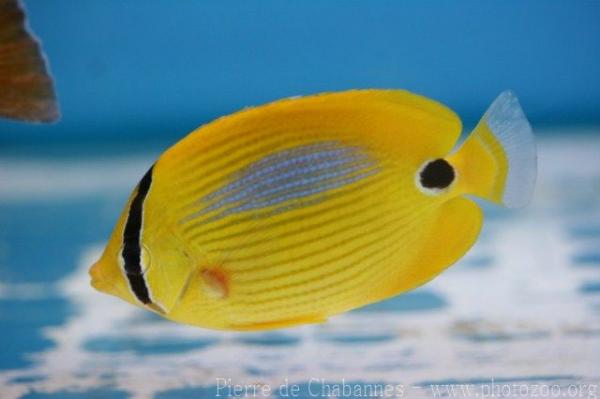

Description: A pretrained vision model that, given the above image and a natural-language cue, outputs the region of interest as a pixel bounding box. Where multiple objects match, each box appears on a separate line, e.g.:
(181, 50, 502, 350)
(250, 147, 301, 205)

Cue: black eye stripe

(420, 159, 455, 190)
(122, 165, 154, 305)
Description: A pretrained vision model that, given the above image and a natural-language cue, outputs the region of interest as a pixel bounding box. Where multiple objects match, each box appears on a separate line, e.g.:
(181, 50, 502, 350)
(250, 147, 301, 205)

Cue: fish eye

(118, 244, 152, 274)
(416, 158, 455, 195)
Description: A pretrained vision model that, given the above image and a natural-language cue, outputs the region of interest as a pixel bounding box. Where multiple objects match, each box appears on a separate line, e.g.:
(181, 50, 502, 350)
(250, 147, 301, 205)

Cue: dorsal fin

(0, 0, 59, 123)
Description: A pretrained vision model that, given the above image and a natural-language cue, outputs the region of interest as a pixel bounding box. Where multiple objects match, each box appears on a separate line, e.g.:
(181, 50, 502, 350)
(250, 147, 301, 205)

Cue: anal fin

(230, 314, 327, 331)
(381, 196, 483, 298)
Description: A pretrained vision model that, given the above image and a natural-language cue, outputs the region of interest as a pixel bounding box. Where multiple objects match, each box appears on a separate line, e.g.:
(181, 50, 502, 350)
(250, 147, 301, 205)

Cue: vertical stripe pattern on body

(121, 165, 155, 306)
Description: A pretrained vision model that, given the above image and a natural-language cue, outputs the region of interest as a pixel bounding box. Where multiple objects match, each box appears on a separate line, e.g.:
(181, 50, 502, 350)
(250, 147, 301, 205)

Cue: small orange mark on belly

(201, 268, 229, 299)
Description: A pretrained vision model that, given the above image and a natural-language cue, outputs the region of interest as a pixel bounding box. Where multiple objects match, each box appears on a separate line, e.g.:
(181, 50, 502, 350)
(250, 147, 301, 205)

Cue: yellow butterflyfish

(90, 89, 536, 330)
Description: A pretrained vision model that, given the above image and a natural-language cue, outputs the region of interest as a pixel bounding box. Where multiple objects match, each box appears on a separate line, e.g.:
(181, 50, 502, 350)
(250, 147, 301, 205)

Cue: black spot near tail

(420, 159, 455, 190)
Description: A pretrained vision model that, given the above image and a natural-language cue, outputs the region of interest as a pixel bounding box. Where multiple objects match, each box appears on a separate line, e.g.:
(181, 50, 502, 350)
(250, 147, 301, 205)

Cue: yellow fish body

(90, 89, 536, 330)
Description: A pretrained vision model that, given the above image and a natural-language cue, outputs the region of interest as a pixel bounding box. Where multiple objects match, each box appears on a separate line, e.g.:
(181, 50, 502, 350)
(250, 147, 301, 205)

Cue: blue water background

(1, 0, 599, 145)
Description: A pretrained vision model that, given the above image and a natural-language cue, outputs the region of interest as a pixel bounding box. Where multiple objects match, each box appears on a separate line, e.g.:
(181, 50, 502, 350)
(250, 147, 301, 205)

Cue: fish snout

(89, 259, 113, 294)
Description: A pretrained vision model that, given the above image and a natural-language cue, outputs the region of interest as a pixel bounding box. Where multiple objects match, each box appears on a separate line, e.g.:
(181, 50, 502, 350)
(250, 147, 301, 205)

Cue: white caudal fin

(484, 91, 537, 208)
(452, 91, 536, 208)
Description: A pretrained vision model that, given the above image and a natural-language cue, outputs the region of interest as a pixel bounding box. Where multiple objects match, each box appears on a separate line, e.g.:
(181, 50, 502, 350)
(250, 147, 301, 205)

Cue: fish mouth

(89, 260, 136, 305)
(89, 261, 107, 292)
(89, 260, 122, 297)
